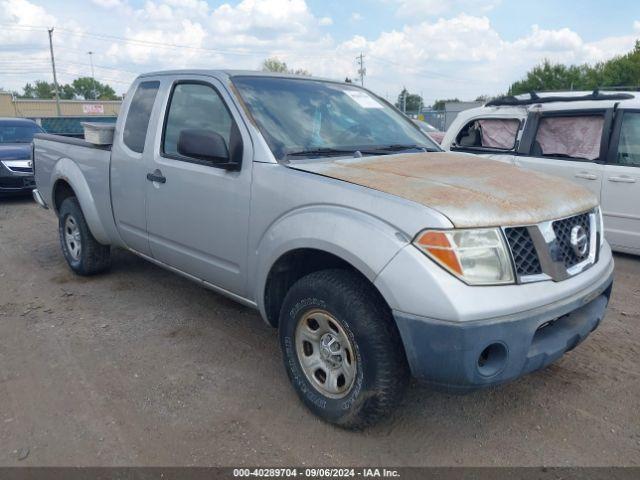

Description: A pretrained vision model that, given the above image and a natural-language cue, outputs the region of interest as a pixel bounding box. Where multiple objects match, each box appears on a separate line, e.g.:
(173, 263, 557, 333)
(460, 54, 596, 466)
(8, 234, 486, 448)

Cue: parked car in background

(0, 117, 43, 196)
(412, 119, 445, 144)
(33, 72, 613, 428)
(440, 91, 640, 255)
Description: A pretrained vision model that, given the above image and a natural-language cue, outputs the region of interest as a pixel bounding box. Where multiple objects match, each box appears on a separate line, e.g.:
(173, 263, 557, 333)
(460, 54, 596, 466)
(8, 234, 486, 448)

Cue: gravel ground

(1, 196, 639, 467)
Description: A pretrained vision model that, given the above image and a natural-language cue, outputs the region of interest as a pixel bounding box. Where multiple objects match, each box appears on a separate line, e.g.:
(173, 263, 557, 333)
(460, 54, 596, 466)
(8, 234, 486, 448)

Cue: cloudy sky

(1, 0, 639, 104)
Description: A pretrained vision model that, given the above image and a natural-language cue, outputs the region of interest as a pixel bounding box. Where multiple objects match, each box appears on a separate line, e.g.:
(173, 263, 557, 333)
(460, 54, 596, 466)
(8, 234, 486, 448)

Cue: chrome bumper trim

(32, 188, 48, 209)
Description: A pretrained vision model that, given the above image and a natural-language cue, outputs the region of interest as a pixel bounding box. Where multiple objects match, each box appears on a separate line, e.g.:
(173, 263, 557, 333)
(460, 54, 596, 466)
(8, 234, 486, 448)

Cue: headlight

(413, 228, 515, 285)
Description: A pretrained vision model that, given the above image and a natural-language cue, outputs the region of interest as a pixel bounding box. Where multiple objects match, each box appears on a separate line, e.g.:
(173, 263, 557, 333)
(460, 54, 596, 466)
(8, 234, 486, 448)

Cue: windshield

(232, 76, 439, 160)
(0, 124, 44, 144)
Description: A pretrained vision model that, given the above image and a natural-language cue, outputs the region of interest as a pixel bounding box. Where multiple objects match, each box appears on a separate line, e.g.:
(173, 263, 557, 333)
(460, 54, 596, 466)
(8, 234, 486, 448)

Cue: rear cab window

(533, 114, 604, 161)
(453, 118, 521, 152)
(123, 81, 160, 153)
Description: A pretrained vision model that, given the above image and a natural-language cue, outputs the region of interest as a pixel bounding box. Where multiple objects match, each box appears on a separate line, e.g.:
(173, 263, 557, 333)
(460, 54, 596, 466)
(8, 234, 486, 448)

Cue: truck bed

(33, 133, 118, 245)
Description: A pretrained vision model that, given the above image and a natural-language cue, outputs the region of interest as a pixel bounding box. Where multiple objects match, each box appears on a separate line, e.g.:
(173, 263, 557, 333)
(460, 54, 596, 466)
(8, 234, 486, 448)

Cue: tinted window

(163, 83, 233, 158)
(123, 81, 160, 153)
(232, 76, 438, 160)
(616, 112, 640, 167)
(0, 123, 44, 144)
(533, 115, 604, 161)
(454, 118, 520, 151)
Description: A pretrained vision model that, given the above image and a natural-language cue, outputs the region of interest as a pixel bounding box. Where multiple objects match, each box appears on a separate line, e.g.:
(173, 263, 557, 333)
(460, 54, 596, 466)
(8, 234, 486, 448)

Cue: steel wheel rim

(64, 216, 82, 261)
(294, 309, 357, 399)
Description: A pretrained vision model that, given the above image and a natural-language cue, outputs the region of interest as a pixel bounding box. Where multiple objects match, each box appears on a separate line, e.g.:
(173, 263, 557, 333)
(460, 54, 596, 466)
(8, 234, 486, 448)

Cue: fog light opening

(477, 342, 507, 377)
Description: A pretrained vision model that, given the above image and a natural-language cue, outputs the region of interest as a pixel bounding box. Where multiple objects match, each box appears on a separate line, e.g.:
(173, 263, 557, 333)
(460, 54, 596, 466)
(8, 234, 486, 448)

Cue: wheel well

(52, 180, 76, 213)
(263, 248, 388, 328)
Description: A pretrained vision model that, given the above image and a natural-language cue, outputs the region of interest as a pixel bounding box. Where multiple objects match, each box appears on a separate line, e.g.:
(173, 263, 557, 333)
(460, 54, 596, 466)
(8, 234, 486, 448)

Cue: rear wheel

(58, 197, 111, 275)
(279, 269, 409, 429)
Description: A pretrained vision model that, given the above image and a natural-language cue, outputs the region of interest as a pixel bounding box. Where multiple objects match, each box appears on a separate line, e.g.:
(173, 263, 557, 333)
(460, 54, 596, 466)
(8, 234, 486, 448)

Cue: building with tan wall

(0, 91, 120, 118)
(0, 91, 121, 135)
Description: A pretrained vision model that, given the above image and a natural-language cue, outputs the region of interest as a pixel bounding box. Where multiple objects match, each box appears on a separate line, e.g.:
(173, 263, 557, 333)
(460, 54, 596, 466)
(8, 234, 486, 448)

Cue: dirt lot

(1, 196, 639, 467)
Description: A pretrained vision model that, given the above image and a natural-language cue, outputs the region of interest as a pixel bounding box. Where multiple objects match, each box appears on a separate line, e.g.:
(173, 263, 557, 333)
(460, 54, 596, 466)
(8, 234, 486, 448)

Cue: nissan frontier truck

(32, 71, 614, 429)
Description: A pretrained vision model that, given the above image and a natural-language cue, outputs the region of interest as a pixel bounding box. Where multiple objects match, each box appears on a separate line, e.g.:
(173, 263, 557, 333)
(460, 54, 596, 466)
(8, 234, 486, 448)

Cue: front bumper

(0, 162, 35, 194)
(393, 269, 613, 391)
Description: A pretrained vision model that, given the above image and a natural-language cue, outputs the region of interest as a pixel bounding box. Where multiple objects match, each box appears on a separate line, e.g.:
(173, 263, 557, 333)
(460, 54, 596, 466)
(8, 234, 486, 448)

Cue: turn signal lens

(413, 228, 515, 285)
(414, 231, 463, 275)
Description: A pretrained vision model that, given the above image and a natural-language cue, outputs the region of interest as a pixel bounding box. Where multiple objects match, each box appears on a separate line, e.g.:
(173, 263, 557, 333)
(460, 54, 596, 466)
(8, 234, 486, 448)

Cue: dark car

(0, 118, 44, 196)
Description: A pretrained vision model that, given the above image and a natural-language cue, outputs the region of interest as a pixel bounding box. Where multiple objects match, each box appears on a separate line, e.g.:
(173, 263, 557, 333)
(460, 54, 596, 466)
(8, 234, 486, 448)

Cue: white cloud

(99, 0, 336, 75)
(1, 1, 639, 102)
(0, 0, 56, 41)
(394, 0, 501, 20)
(335, 15, 640, 102)
(90, 0, 125, 8)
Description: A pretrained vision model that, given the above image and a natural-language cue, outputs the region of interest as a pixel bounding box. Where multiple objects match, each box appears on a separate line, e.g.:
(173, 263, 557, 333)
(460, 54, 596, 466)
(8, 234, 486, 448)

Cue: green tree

(261, 57, 311, 76)
(507, 61, 586, 95)
(395, 88, 423, 113)
(71, 77, 118, 100)
(19, 80, 75, 100)
(17, 78, 118, 100)
(431, 98, 460, 111)
(60, 84, 76, 99)
(20, 80, 53, 99)
(507, 41, 640, 95)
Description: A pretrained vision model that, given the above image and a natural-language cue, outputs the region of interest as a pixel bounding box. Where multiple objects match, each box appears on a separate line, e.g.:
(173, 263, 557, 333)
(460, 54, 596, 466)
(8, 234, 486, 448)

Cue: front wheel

(58, 197, 111, 275)
(279, 269, 409, 429)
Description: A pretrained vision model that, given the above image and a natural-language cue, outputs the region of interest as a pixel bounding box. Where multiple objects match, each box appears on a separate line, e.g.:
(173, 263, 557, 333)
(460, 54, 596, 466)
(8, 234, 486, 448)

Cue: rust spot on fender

(291, 152, 598, 228)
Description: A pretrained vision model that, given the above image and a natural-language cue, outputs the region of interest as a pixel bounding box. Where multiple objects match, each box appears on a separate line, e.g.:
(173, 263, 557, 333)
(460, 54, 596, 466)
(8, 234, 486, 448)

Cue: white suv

(441, 91, 640, 255)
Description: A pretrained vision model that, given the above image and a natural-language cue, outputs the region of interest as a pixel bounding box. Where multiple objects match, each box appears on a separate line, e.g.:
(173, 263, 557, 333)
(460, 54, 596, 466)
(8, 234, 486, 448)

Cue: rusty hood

(290, 152, 598, 228)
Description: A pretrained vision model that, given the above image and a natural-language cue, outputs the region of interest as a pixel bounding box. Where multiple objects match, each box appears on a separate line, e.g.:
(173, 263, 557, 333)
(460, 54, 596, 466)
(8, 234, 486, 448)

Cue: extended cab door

(514, 109, 613, 198)
(111, 80, 161, 255)
(144, 76, 253, 296)
(602, 108, 640, 253)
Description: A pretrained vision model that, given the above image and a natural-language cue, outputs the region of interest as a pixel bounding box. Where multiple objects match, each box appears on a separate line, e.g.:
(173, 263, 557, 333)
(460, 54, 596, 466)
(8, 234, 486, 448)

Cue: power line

(47, 27, 61, 116)
(0, 23, 295, 58)
(356, 52, 366, 86)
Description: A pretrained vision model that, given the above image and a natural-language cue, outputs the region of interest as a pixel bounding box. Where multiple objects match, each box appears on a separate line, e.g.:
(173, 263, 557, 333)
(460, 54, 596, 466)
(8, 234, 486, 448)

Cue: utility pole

(87, 51, 97, 100)
(47, 28, 61, 116)
(402, 87, 407, 113)
(356, 53, 366, 87)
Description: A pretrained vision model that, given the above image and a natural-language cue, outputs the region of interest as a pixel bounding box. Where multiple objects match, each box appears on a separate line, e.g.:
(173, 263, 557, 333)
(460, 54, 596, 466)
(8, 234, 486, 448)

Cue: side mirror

(177, 128, 236, 168)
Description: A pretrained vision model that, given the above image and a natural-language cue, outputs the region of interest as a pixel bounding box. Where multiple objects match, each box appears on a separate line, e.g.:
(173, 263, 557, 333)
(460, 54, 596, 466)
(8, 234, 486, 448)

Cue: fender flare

(51, 157, 110, 245)
(251, 205, 409, 321)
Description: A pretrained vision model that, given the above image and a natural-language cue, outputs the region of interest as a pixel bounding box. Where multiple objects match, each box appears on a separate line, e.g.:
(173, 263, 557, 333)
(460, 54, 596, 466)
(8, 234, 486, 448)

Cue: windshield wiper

(361, 144, 437, 154)
(284, 147, 359, 159)
(284, 144, 438, 160)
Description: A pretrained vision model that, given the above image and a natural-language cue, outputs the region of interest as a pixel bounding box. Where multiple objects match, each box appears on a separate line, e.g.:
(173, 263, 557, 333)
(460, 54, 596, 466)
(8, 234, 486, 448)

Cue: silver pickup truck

(33, 70, 614, 429)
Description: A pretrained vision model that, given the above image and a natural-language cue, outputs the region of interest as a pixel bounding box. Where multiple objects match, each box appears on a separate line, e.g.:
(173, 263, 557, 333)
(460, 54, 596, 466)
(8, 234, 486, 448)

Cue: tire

(279, 269, 409, 429)
(58, 197, 111, 275)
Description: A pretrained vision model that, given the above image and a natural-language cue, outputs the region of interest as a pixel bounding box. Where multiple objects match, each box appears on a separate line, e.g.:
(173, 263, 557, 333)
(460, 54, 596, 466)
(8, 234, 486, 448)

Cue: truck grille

(504, 227, 542, 276)
(552, 212, 591, 268)
(503, 210, 596, 283)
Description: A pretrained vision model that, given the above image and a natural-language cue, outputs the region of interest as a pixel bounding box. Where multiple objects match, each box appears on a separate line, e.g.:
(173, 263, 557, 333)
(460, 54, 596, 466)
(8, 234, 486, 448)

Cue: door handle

(608, 176, 636, 183)
(575, 172, 598, 180)
(146, 169, 166, 184)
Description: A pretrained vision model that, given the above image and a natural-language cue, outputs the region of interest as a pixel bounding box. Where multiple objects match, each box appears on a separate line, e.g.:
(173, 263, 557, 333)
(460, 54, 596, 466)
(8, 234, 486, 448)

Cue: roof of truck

(138, 69, 339, 83)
